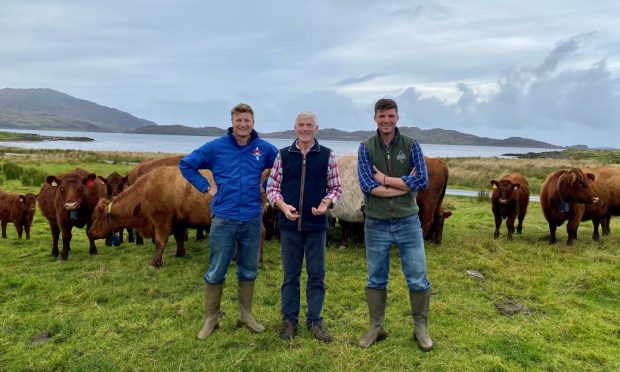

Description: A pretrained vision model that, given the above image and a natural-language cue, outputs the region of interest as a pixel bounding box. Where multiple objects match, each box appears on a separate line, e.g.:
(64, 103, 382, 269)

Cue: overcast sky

(1, 1, 619, 147)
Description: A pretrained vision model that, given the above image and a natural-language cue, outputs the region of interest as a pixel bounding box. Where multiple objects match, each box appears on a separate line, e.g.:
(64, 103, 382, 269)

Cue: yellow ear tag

(52, 181, 58, 187)
(107, 202, 113, 215)
(492, 184, 497, 189)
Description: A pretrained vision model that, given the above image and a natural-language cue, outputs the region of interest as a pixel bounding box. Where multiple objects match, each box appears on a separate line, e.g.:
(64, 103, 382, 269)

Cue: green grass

(0, 152, 619, 370)
(1, 182, 619, 370)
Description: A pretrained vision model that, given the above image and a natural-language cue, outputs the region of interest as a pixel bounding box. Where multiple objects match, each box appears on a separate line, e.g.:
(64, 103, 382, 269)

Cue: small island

(0, 131, 94, 142)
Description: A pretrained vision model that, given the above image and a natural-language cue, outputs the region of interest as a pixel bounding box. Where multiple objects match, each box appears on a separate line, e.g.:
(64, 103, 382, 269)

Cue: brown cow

(0, 190, 37, 239)
(89, 166, 215, 267)
(539, 168, 601, 245)
(126, 156, 183, 244)
(98, 172, 129, 245)
(594, 167, 620, 235)
(580, 168, 610, 241)
(418, 157, 451, 244)
(38, 168, 107, 260)
(490, 173, 530, 240)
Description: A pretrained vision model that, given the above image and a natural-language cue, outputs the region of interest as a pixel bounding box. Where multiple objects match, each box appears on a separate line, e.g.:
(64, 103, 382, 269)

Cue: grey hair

(295, 111, 318, 125)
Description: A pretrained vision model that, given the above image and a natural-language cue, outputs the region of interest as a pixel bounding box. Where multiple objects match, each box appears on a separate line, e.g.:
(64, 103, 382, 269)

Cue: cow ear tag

(107, 202, 113, 215)
(492, 184, 497, 189)
(52, 181, 57, 187)
(86, 179, 94, 188)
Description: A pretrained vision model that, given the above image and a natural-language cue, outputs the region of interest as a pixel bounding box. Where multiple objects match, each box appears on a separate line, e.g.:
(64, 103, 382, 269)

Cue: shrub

(19, 167, 48, 187)
(2, 162, 23, 180)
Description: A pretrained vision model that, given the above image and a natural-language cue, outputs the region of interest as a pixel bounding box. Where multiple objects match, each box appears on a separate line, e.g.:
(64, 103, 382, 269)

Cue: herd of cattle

(0, 155, 619, 267)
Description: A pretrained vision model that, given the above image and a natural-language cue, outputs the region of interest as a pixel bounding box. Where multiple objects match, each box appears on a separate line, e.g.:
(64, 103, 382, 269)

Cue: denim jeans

(280, 229, 327, 326)
(204, 216, 262, 284)
(364, 214, 430, 291)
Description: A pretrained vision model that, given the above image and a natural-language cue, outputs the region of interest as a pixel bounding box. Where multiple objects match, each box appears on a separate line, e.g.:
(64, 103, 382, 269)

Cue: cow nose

(592, 196, 600, 204)
(65, 202, 78, 210)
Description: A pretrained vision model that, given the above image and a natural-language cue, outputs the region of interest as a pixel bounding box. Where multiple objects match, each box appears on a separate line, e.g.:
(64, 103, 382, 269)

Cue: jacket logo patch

(252, 146, 262, 161)
(397, 150, 406, 164)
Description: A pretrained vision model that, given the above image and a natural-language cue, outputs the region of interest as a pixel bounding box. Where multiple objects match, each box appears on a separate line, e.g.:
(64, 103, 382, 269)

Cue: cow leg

(49, 223, 60, 257)
(15, 223, 24, 239)
(25, 222, 31, 240)
(506, 214, 516, 241)
(60, 229, 72, 261)
(602, 215, 611, 236)
(566, 220, 580, 246)
(493, 214, 502, 239)
(517, 212, 525, 234)
(592, 219, 601, 241)
(196, 228, 205, 240)
(118, 228, 124, 243)
(136, 233, 144, 245)
(127, 228, 135, 243)
(548, 223, 557, 244)
(150, 227, 171, 267)
(87, 224, 98, 255)
(1, 221, 7, 238)
(173, 226, 186, 257)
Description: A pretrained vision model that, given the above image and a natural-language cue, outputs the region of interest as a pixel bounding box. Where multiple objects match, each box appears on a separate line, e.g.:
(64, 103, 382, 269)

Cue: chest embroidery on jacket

(252, 146, 262, 161)
(397, 150, 406, 164)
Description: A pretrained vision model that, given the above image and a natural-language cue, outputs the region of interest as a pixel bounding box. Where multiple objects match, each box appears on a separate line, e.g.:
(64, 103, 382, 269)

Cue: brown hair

(374, 98, 398, 114)
(231, 103, 254, 119)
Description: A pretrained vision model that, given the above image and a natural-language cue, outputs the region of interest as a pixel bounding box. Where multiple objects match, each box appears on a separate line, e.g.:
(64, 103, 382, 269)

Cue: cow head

(19, 193, 37, 217)
(46, 173, 98, 211)
(88, 199, 114, 239)
(491, 179, 520, 205)
(98, 172, 128, 198)
(557, 168, 599, 204)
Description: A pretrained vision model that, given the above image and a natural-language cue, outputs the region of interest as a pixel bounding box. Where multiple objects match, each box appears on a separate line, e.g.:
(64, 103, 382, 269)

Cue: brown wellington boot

(359, 287, 388, 348)
(197, 283, 224, 340)
(410, 289, 433, 352)
(236, 280, 265, 332)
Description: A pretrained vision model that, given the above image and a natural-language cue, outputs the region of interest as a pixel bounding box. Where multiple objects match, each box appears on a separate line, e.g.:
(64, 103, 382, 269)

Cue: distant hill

(130, 125, 226, 136)
(0, 88, 156, 132)
(0, 87, 563, 148)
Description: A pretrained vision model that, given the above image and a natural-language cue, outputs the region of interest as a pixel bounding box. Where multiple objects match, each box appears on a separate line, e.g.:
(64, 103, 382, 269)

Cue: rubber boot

(236, 280, 265, 332)
(197, 283, 223, 340)
(410, 289, 433, 352)
(359, 287, 388, 348)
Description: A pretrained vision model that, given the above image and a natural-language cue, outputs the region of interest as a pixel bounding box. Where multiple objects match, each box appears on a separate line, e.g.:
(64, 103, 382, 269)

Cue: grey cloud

(335, 73, 384, 86)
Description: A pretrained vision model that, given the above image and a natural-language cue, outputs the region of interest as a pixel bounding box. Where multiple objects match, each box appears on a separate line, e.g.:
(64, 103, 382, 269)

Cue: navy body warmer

(278, 141, 331, 232)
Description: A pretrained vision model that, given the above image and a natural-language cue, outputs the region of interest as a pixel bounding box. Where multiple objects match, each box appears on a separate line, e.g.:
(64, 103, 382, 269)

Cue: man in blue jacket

(179, 103, 278, 339)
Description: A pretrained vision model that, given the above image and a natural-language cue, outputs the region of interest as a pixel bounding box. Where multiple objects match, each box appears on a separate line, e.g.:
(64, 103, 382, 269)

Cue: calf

(579, 168, 610, 241)
(540, 168, 600, 245)
(38, 168, 107, 260)
(0, 190, 37, 239)
(98, 172, 129, 245)
(490, 173, 530, 240)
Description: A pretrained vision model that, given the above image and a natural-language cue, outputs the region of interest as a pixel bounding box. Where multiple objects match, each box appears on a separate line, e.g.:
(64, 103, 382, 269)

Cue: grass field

(0, 150, 619, 371)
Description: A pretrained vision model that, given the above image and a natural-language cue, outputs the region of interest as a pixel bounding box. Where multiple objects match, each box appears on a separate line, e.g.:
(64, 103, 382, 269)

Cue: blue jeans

(204, 216, 262, 284)
(364, 214, 430, 291)
(280, 229, 327, 326)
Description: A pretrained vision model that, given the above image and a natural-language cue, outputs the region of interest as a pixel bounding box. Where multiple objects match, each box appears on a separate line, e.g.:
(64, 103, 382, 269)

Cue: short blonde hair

(231, 103, 254, 119)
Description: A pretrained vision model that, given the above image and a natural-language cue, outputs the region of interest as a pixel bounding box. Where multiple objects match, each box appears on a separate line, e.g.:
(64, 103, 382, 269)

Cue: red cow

(98, 172, 129, 245)
(0, 190, 37, 239)
(418, 157, 452, 244)
(540, 168, 601, 245)
(490, 173, 530, 240)
(38, 168, 107, 260)
(594, 167, 620, 235)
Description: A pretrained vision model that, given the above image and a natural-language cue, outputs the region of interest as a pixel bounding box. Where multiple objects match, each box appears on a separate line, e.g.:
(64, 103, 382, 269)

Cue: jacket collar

(287, 139, 320, 153)
(375, 127, 401, 147)
(227, 127, 259, 146)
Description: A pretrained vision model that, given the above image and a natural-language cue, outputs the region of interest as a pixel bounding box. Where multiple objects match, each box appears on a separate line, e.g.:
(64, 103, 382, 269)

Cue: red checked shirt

(266, 140, 342, 207)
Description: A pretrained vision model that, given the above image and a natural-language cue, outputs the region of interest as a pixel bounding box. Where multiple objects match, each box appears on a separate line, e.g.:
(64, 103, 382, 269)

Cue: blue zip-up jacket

(179, 128, 278, 221)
